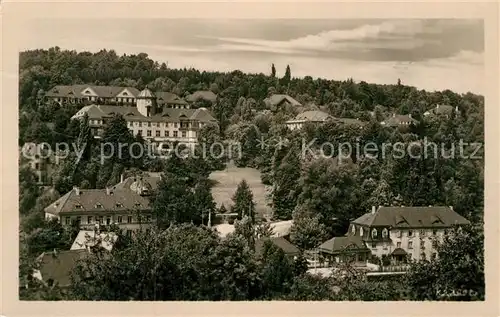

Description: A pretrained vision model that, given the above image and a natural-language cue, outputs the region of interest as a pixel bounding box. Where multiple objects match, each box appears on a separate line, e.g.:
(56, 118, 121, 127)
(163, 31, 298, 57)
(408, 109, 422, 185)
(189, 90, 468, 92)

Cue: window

(397, 230, 402, 238)
(116, 203, 123, 208)
(127, 216, 133, 223)
(382, 228, 388, 239)
(126, 230, 132, 237)
(173, 131, 178, 138)
(408, 241, 413, 249)
(138, 130, 142, 136)
(146, 130, 151, 137)
(165, 131, 169, 137)
(371, 228, 377, 239)
(123, 92, 128, 96)
(383, 243, 388, 250)
(95, 203, 103, 209)
(174, 123, 178, 128)
(76, 216, 81, 224)
(371, 242, 376, 248)
(182, 131, 187, 138)
(396, 242, 401, 248)
(408, 230, 413, 237)
(134, 203, 141, 208)
(148, 122, 151, 127)
(75, 204, 82, 209)
(35, 163, 40, 170)
(65, 217, 70, 225)
(87, 216, 93, 224)
(351, 225, 356, 235)
(106, 217, 111, 225)
(359, 227, 364, 237)
(138, 122, 142, 127)
(432, 229, 437, 236)
(118, 216, 123, 223)
(156, 131, 160, 137)
(420, 229, 426, 237)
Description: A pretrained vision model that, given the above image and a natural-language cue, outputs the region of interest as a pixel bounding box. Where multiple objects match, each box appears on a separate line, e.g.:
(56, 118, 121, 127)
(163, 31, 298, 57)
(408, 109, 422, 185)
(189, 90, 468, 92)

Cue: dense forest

(18, 47, 485, 301)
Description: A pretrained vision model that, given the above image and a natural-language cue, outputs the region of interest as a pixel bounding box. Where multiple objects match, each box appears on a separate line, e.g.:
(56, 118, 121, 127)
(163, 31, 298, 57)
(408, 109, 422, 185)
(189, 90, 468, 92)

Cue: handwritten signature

(436, 289, 479, 298)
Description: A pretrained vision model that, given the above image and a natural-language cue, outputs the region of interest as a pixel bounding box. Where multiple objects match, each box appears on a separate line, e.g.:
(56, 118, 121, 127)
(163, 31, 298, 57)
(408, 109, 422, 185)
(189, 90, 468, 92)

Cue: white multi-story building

(318, 206, 470, 265)
(71, 88, 217, 149)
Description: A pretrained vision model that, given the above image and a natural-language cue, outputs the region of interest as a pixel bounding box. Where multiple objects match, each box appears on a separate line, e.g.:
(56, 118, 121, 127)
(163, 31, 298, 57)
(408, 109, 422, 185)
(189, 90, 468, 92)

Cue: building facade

(381, 114, 419, 128)
(348, 206, 470, 263)
(70, 88, 218, 148)
(44, 179, 158, 235)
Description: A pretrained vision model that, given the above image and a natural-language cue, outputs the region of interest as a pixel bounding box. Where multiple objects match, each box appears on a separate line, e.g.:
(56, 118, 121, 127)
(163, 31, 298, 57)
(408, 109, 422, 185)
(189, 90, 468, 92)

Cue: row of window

(133, 129, 187, 138)
(353, 225, 445, 239)
(372, 240, 436, 251)
(64, 215, 152, 225)
(128, 122, 190, 128)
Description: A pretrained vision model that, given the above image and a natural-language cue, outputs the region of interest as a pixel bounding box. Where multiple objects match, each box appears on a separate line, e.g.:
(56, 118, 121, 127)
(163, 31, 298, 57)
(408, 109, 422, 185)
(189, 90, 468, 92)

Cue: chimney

(437, 104, 440, 109)
(106, 187, 113, 195)
(120, 174, 124, 183)
(408, 114, 412, 119)
(371, 206, 376, 214)
(73, 186, 80, 196)
(449, 206, 454, 211)
(392, 113, 396, 117)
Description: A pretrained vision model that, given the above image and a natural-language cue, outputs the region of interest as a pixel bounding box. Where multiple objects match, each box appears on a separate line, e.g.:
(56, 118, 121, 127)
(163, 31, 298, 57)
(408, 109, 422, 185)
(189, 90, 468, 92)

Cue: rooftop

(264, 94, 302, 107)
(71, 104, 217, 123)
(255, 236, 300, 258)
(351, 206, 470, 228)
(44, 187, 151, 216)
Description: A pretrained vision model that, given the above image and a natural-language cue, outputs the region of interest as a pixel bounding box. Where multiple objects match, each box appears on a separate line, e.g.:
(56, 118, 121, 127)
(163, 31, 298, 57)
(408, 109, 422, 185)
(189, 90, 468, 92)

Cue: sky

(20, 19, 484, 94)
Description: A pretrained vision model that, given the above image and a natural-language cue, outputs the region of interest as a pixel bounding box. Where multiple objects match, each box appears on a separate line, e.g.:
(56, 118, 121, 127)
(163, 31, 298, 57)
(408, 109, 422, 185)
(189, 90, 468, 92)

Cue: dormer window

(371, 228, 378, 238)
(116, 203, 123, 208)
(95, 203, 103, 209)
(123, 92, 128, 96)
(134, 203, 141, 208)
(75, 204, 83, 209)
(84, 90, 91, 94)
(382, 228, 388, 238)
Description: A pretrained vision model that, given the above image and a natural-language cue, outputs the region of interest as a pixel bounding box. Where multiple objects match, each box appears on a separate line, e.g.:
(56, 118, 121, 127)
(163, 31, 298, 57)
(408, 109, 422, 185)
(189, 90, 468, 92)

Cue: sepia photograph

(1, 2, 497, 314)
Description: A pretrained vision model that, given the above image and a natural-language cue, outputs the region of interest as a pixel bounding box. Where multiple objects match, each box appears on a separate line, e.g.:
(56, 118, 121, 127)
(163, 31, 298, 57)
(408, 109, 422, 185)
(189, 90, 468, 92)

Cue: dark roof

(36, 249, 88, 287)
(392, 248, 407, 256)
(113, 176, 161, 194)
(317, 235, 368, 254)
(71, 104, 217, 123)
(264, 94, 302, 107)
(351, 206, 470, 229)
(382, 114, 419, 126)
(425, 104, 456, 116)
(255, 237, 300, 257)
(185, 90, 217, 103)
(292, 110, 330, 122)
(46, 85, 140, 98)
(44, 187, 151, 216)
(156, 91, 188, 105)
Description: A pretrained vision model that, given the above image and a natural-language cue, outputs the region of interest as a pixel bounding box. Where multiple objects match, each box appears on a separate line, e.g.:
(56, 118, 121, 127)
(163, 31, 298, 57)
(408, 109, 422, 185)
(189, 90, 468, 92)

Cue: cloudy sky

(21, 19, 484, 94)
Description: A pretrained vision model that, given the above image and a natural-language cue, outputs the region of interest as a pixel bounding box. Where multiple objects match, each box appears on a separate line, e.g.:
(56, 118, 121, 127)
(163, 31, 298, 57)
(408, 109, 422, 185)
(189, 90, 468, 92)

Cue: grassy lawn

(209, 162, 272, 220)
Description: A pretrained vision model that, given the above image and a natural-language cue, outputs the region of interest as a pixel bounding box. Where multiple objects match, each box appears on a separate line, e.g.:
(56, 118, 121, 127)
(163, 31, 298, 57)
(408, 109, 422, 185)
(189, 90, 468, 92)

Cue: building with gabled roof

(318, 205, 470, 265)
(32, 249, 89, 288)
(45, 85, 140, 105)
(44, 185, 154, 234)
(255, 236, 301, 259)
(423, 104, 459, 117)
(381, 113, 419, 128)
(264, 94, 302, 111)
